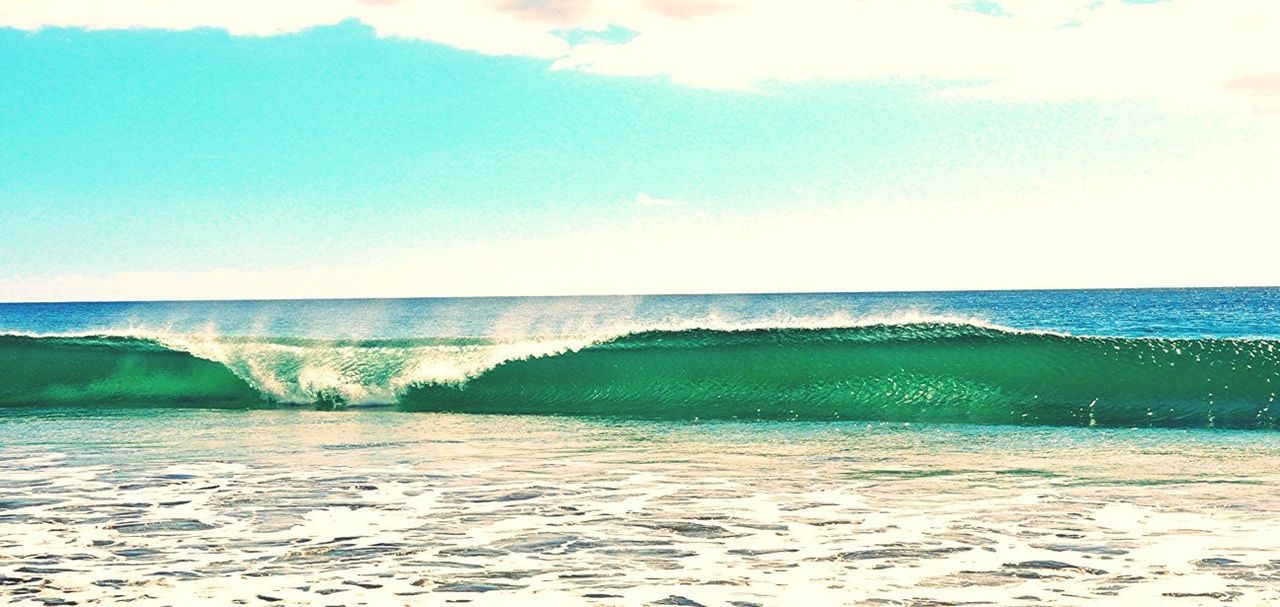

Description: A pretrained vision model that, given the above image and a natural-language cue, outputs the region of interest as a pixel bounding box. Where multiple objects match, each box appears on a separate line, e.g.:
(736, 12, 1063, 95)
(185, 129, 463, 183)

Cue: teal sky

(2, 2, 1278, 300)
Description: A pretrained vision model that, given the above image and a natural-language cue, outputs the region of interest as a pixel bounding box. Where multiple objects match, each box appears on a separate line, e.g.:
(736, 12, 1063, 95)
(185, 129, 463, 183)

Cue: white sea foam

(5, 413, 1280, 605)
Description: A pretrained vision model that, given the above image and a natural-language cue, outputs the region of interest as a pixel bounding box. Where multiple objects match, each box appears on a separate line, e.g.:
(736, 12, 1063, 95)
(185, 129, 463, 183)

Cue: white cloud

(3, 0, 1279, 109)
(0, 0, 569, 58)
(554, 0, 1280, 111)
(635, 192, 685, 206)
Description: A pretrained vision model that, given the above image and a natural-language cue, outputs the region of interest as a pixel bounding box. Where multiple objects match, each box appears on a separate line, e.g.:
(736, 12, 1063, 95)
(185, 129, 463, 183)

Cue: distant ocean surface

(2, 288, 1279, 428)
(6, 288, 1280, 605)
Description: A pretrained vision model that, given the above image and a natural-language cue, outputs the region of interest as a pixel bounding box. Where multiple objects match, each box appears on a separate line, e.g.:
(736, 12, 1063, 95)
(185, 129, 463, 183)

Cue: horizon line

(1, 283, 1276, 307)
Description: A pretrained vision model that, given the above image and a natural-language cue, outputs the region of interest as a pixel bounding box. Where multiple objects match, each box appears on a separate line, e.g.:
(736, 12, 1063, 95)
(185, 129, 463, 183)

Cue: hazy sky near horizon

(2, 1, 1278, 301)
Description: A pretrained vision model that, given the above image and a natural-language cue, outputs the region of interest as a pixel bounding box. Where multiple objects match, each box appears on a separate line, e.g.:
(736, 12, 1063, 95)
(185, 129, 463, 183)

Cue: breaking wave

(3, 321, 1278, 429)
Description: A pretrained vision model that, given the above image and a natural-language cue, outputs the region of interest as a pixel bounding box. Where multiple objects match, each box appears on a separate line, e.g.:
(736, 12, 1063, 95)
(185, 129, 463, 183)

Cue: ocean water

(3, 288, 1280, 605)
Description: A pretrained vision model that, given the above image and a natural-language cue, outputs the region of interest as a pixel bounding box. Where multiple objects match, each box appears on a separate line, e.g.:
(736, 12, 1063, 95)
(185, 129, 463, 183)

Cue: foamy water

(3, 410, 1279, 605)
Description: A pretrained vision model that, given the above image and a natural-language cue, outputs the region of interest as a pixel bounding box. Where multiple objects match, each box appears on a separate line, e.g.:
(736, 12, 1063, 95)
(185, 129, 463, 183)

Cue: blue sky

(1, 2, 1278, 300)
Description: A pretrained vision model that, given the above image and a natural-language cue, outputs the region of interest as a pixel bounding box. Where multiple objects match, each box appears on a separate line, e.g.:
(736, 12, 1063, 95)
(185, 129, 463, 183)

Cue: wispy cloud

(3, 1, 1279, 110)
(635, 192, 685, 207)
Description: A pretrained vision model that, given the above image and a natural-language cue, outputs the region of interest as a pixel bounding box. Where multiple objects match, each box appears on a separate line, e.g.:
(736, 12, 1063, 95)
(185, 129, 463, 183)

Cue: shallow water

(4, 409, 1280, 605)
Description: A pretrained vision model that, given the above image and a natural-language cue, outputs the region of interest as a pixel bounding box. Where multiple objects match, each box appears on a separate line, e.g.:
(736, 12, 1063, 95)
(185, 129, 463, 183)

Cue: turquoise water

(2, 288, 1278, 428)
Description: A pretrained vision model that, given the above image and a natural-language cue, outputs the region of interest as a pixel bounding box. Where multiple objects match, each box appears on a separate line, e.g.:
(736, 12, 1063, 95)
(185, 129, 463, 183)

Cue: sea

(2, 287, 1279, 605)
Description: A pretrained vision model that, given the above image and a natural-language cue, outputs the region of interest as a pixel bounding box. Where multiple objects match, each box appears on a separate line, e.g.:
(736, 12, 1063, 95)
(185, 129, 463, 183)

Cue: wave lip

(3, 322, 1279, 430)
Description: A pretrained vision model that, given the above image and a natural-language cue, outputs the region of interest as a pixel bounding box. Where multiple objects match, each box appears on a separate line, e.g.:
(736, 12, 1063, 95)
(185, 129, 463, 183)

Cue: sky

(1, 0, 1278, 301)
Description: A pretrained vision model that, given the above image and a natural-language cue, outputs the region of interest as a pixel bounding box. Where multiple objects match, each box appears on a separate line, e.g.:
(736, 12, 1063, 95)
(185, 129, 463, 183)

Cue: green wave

(401, 324, 1280, 429)
(0, 334, 261, 406)
(4, 324, 1280, 429)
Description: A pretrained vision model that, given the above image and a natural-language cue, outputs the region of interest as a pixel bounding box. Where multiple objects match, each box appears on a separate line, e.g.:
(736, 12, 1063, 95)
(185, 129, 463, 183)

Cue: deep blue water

(2, 287, 1278, 339)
